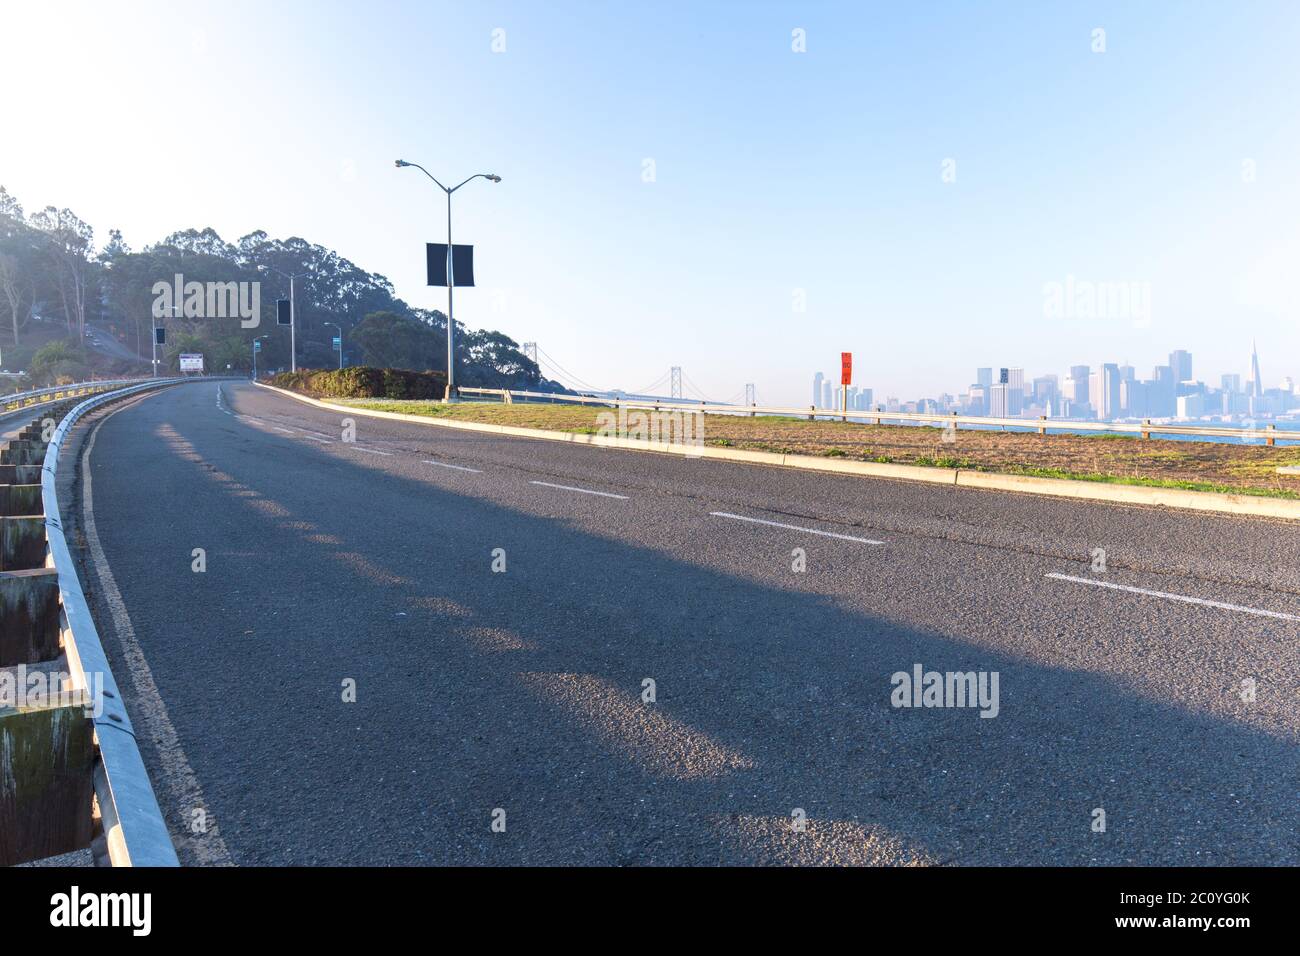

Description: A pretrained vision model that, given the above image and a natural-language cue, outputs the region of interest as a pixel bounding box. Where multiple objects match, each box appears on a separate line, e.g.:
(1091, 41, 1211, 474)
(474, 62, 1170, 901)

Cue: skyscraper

(1250, 340, 1263, 399)
(1066, 365, 1090, 413)
(812, 371, 825, 407)
(977, 368, 993, 389)
(1170, 349, 1193, 383)
(1121, 379, 1149, 418)
(1098, 363, 1121, 419)
(998, 367, 1024, 416)
(1152, 365, 1175, 417)
(1032, 375, 1059, 414)
(989, 383, 1009, 418)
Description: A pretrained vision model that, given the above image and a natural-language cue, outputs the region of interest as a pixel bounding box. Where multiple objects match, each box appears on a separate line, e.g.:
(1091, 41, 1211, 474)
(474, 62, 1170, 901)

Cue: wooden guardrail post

(1267, 424, 1276, 447)
(0, 413, 97, 866)
(0, 569, 62, 666)
(0, 693, 97, 865)
(1142, 419, 1152, 440)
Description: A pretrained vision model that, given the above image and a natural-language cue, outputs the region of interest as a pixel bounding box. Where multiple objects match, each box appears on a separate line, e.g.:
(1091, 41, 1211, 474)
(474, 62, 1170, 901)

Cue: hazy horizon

(4, 0, 1298, 403)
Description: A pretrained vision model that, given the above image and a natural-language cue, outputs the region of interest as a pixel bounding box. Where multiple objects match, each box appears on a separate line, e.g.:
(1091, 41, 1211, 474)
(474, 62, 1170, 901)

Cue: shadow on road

(87, 383, 1299, 866)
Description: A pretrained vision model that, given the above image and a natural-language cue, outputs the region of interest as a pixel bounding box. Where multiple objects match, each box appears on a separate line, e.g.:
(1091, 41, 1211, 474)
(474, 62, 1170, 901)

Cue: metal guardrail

(457, 387, 1298, 445)
(41, 379, 185, 866)
(1, 379, 150, 415)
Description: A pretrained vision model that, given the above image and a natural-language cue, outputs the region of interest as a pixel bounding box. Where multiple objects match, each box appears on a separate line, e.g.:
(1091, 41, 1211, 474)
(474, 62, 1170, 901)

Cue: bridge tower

(670, 367, 683, 400)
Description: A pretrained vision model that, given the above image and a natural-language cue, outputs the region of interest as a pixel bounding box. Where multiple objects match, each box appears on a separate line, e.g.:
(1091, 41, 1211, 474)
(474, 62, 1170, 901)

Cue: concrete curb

(254, 383, 1300, 522)
(952, 470, 1300, 520)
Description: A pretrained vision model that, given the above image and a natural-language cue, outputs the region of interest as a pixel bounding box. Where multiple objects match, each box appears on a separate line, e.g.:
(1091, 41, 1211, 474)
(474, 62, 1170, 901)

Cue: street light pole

(446, 191, 453, 396)
(252, 335, 268, 380)
(151, 305, 176, 378)
(323, 322, 343, 370)
(289, 274, 297, 373)
(395, 161, 501, 401)
(265, 267, 306, 373)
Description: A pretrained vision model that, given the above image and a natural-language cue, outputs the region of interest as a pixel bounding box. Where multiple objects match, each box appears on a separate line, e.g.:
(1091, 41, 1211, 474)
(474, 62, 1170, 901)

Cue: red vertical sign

(841, 352, 852, 386)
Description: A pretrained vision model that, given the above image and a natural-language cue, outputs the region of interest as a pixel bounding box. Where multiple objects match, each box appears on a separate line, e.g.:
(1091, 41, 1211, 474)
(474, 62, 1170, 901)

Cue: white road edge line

(1045, 572, 1300, 622)
(530, 480, 628, 500)
(710, 511, 884, 545)
(422, 459, 483, 474)
(82, 409, 234, 865)
(351, 446, 393, 456)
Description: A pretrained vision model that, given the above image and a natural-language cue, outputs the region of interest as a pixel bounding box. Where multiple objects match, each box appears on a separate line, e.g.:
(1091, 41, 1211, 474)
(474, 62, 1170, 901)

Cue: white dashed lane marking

(530, 480, 628, 500)
(1045, 573, 1300, 621)
(422, 459, 483, 474)
(709, 511, 884, 545)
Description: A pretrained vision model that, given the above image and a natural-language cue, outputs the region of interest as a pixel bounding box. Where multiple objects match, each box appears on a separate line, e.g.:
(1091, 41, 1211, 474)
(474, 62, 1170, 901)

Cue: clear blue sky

(5, 1, 1299, 402)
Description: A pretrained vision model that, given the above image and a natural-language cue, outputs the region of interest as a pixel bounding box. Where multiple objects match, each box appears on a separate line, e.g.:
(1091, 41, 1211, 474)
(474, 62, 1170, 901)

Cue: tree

(163, 330, 218, 373)
(0, 200, 553, 388)
(350, 311, 438, 369)
(461, 329, 542, 387)
(99, 239, 165, 359)
(0, 187, 35, 345)
(29, 206, 94, 341)
(0, 187, 23, 223)
(0, 252, 24, 345)
(29, 339, 85, 385)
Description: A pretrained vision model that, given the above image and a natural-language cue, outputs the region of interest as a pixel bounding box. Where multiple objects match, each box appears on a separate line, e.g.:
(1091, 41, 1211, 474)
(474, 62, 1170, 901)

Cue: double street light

(395, 160, 501, 401)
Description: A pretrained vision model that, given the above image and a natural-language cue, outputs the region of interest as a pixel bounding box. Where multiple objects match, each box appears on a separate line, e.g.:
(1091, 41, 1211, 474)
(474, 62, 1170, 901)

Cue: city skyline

(809, 339, 1297, 421)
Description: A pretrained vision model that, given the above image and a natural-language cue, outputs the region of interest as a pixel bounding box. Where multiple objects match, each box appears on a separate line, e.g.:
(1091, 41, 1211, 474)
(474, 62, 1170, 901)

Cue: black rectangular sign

(426, 243, 474, 287)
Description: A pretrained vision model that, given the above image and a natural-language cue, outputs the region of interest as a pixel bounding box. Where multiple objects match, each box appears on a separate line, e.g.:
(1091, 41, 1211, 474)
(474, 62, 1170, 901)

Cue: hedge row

(268, 367, 448, 399)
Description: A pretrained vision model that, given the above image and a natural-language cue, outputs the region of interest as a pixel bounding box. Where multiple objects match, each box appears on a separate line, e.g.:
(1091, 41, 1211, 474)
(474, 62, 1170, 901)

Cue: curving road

(83, 321, 146, 365)
(67, 380, 1299, 865)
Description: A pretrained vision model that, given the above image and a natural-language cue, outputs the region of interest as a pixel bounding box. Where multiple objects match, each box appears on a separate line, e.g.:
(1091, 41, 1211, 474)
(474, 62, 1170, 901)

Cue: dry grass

(338, 398, 1300, 498)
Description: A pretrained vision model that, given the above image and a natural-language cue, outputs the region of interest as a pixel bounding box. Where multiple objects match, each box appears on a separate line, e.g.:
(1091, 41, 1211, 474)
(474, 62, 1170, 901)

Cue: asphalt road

(69, 381, 1299, 865)
(84, 321, 145, 364)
